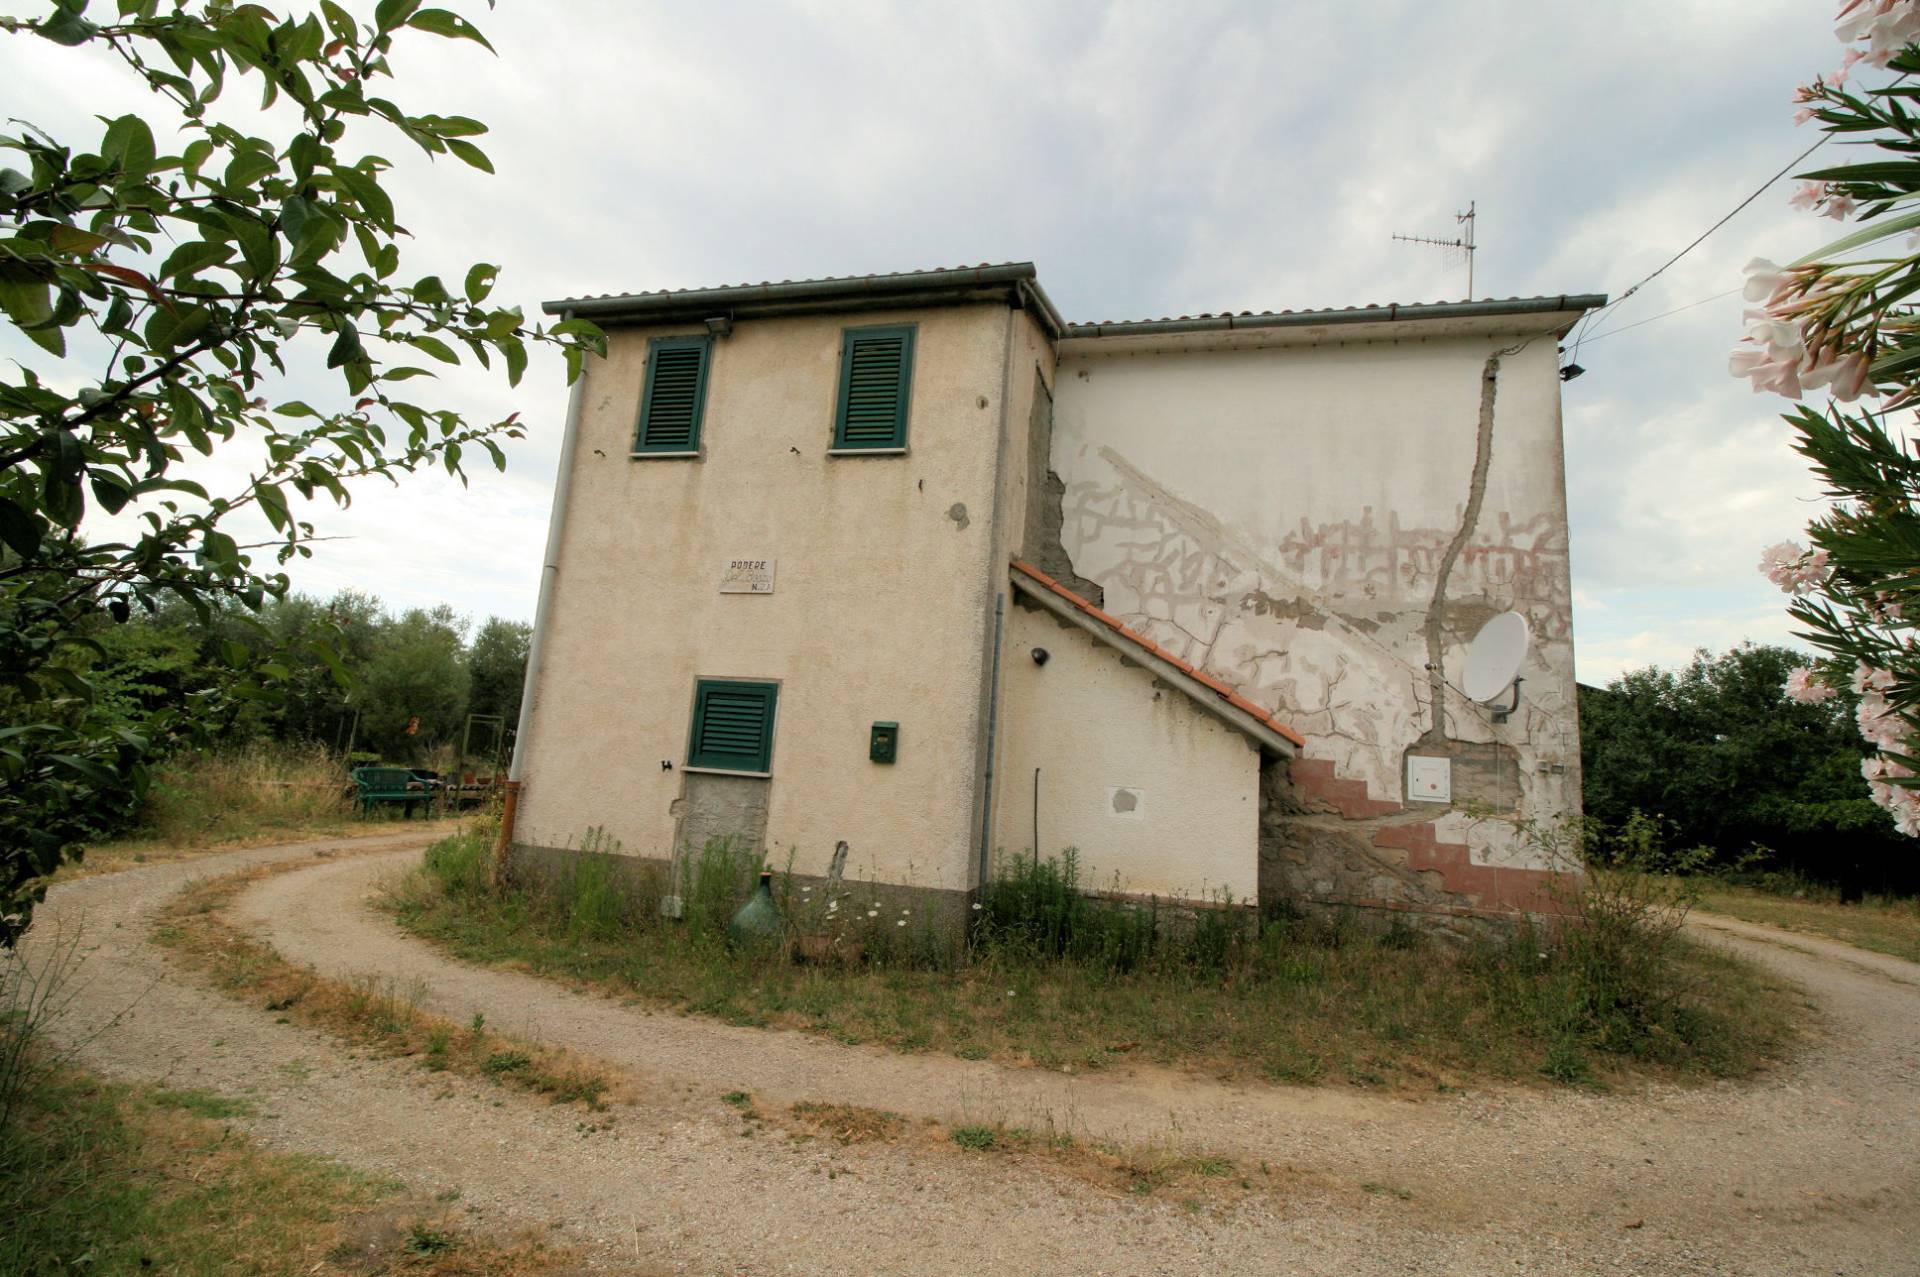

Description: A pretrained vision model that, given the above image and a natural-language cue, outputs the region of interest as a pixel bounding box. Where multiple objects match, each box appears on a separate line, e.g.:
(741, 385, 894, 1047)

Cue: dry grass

(1697, 883, 1920, 965)
(66, 742, 461, 882)
(153, 859, 623, 1111)
(718, 1092, 1297, 1207)
(69, 816, 462, 882)
(788, 1100, 909, 1144)
(0, 1062, 583, 1277)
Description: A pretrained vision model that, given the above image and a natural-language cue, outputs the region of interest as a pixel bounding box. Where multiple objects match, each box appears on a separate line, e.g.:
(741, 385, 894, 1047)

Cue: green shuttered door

(689, 680, 778, 773)
(833, 325, 914, 449)
(635, 336, 711, 453)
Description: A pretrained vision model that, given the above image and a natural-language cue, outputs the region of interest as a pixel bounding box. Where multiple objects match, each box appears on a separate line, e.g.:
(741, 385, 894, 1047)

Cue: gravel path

(27, 836, 1920, 1276)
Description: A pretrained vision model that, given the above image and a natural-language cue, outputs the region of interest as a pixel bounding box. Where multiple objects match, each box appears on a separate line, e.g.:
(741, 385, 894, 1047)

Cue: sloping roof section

(544, 263, 1067, 342)
(1010, 560, 1305, 755)
(1064, 294, 1606, 342)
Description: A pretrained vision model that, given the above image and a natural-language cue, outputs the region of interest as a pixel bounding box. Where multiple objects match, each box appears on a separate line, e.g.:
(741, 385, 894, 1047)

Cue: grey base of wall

(505, 842, 977, 935)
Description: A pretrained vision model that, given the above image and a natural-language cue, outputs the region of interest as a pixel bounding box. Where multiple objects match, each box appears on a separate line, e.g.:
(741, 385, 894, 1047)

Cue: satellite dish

(1462, 611, 1530, 716)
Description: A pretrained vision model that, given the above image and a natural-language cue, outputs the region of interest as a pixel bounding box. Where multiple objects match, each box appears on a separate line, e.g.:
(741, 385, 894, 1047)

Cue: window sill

(827, 446, 909, 457)
(680, 765, 772, 779)
(631, 451, 702, 460)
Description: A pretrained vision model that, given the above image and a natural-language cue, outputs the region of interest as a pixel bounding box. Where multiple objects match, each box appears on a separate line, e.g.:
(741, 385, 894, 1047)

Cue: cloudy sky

(0, 0, 1864, 681)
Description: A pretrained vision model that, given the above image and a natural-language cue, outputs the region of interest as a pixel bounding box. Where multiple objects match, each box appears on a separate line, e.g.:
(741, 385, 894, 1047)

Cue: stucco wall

(1051, 326, 1580, 881)
(515, 303, 1023, 891)
(991, 601, 1261, 901)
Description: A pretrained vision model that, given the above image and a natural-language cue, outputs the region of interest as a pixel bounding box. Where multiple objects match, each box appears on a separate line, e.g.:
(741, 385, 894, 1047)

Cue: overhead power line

(1577, 287, 1742, 346)
(1568, 132, 1834, 364)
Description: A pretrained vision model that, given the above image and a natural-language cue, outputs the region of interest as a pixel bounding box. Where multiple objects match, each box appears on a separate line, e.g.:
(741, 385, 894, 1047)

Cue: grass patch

(1697, 882, 1920, 964)
(788, 1101, 905, 1144)
(386, 832, 1800, 1091)
(60, 743, 462, 882)
(948, 1123, 999, 1151)
(0, 1061, 577, 1277)
(153, 859, 620, 1112)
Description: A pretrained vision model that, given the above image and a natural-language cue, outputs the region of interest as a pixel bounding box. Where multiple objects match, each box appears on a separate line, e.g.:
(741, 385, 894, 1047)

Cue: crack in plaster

(1421, 347, 1509, 745)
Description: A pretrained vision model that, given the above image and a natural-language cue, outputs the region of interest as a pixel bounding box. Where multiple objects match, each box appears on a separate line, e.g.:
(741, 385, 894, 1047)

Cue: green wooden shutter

(635, 336, 712, 454)
(832, 325, 915, 450)
(688, 680, 778, 772)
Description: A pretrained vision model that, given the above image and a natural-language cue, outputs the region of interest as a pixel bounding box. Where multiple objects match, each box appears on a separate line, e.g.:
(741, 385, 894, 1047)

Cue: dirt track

(28, 834, 1920, 1275)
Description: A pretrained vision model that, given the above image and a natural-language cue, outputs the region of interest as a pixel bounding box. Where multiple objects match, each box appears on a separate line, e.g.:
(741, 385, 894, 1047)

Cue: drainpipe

(976, 594, 1004, 891)
(495, 322, 590, 881)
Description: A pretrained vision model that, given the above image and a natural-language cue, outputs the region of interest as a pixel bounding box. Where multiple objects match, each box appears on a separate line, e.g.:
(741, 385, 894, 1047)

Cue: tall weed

(131, 741, 353, 846)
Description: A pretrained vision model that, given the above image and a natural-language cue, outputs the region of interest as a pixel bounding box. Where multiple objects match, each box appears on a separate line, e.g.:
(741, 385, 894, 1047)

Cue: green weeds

(389, 832, 1797, 1089)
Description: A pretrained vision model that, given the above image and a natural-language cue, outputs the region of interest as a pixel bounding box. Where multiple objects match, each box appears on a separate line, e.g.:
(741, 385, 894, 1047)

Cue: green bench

(350, 766, 435, 819)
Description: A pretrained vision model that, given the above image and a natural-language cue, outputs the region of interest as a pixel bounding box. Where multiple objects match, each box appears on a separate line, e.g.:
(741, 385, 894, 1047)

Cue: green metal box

(869, 721, 899, 764)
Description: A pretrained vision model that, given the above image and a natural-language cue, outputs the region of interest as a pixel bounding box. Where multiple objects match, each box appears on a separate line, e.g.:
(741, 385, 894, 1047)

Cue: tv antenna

(1393, 200, 1477, 299)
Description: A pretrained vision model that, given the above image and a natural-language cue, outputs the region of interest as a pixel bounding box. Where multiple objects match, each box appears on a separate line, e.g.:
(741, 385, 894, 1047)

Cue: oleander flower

(1758, 541, 1830, 594)
(1785, 667, 1839, 704)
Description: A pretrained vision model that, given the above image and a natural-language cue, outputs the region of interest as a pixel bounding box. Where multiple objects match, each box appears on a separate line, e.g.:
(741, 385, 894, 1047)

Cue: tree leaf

(0, 498, 41, 558)
(36, 6, 99, 45)
(463, 262, 497, 303)
(373, 0, 422, 32)
(407, 334, 458, 364)
(89, 473, 131, 515)
(406, 8, 495, 51)
(445, 138, 492, 173)
(47, 755, 120, 789)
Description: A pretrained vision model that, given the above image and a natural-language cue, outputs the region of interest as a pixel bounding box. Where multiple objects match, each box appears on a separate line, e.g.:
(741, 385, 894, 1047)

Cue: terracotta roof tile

(1009, 560, 1306, 749)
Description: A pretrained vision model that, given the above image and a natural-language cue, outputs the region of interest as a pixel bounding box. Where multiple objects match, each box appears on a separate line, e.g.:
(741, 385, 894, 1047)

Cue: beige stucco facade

(514, 267, 1600, 923)
(992, 601, 1261, 901)
(515, 301, 1050, 891)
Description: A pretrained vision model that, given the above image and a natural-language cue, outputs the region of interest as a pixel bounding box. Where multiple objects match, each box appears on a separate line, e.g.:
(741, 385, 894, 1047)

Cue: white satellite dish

(1462, 611, 1530, 719)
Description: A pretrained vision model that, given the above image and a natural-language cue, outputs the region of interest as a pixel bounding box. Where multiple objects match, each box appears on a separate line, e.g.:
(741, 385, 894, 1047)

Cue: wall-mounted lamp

(1559, 362, 1585, 382)
(704, 315, 733, 339)
(1031, 647, 1050, 666)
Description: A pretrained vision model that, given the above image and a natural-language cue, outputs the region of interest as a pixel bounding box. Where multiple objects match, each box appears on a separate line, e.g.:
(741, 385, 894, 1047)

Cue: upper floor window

(633, 335, 712, 455)
(831, 324, 915, 452)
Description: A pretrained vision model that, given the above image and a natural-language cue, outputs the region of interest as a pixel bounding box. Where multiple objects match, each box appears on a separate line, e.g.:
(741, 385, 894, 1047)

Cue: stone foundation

(1258, 755, 1574, 935)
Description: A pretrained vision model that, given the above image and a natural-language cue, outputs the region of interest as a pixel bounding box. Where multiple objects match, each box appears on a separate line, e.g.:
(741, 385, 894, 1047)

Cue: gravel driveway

(25, 835, 1920, 1276)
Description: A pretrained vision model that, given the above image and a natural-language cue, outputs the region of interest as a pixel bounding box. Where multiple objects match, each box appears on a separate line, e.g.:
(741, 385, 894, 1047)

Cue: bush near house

(388, 831, 1797, 1089)
(1579, 643, 1916, 897)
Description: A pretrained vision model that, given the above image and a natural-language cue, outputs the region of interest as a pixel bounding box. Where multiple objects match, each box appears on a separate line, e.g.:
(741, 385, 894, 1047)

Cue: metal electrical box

(869, 721, 899, 764)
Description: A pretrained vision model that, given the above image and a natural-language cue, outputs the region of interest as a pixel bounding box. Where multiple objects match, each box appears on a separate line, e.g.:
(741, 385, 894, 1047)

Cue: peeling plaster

(1051, 340, 1578, 876)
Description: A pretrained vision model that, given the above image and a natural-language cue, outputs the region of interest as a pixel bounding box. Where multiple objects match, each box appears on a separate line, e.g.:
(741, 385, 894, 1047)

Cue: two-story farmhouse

(504, 264, 1602, 926)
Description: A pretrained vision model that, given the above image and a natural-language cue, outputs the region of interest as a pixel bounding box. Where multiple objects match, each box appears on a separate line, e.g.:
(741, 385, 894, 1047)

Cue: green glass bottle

(728, 869, 782, 948)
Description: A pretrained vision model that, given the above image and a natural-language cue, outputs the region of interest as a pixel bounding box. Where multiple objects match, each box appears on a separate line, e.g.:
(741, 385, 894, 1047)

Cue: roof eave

(1061, 294, 1607, 349)
(544, 264, 1066, 342)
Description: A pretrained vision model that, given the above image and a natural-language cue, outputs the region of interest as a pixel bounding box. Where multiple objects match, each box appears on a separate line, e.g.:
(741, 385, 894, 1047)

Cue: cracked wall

(1050, 332, 1582, 907)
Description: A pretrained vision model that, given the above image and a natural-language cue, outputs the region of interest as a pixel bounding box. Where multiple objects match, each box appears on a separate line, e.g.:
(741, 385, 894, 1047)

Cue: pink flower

(1742, 308, 1804, 352)
(1730, 340, 1805, 398)
(1786, 667, 1839, 704)
(1796, 106, 1818, 125)
(1789, 181, 1826, 212)
(1758, 541, 1830, 594)
(1823, 191, 1859, 219)
(1742, 257, 1795, 305)
(1800, 349, 1872, 400)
